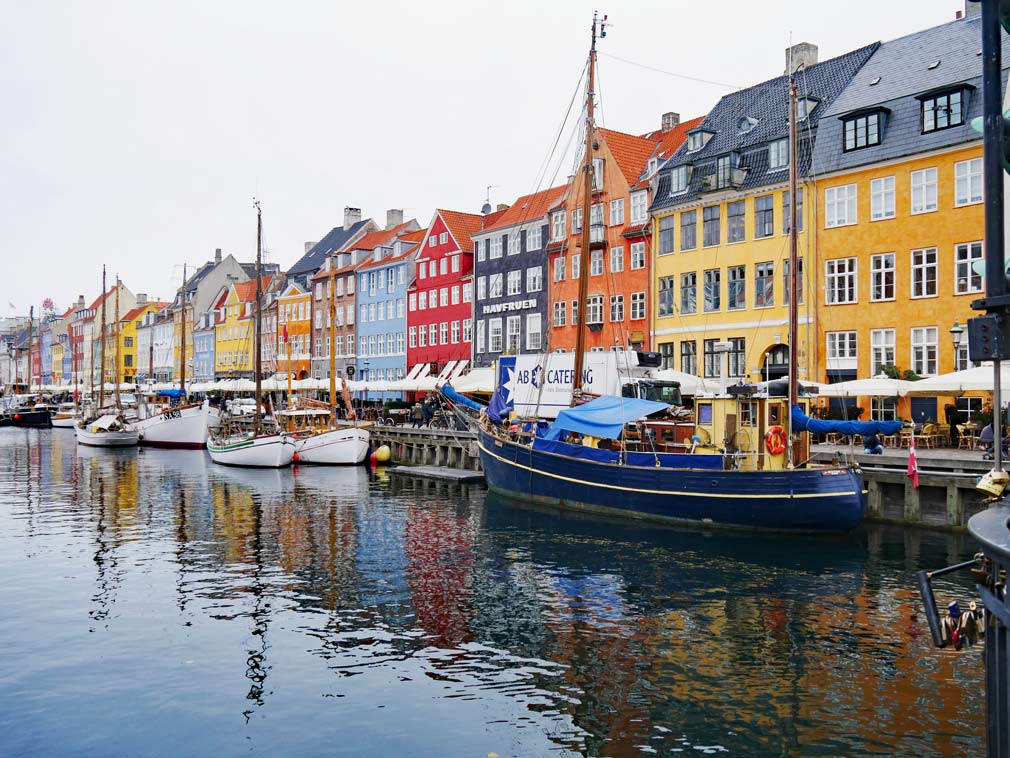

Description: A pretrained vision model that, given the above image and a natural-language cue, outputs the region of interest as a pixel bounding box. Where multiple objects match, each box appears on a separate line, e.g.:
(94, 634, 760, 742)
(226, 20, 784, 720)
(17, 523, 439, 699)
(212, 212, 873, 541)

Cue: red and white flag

(907, 436, 919, 489)
(282, 324, 288, 343)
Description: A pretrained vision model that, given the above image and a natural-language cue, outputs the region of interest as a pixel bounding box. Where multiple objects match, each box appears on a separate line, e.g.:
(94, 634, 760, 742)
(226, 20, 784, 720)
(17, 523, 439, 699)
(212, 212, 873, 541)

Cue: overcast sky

(1, 0, 965, 313)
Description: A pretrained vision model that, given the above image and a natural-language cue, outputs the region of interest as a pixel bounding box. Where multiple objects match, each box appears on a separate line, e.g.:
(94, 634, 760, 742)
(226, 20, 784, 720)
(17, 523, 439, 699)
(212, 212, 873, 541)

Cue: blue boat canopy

(790, 404, 903, 436)
(157, 389, 186, 398)
(440, 383, 485, 413)
(544, 395, 671, 441)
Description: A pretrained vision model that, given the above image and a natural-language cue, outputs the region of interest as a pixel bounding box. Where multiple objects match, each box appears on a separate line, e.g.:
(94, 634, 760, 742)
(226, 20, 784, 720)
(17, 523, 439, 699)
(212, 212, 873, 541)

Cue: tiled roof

(599, 128, 658, 185)
(233, 275, 275, 304)
(400, 228, 426, 243)
(438, 209, 486, 251)
(633, 116, 706, 189)
(481, 184, 569, 233)
(121, 303, 167, 323)
(812, 16, 1010, 175)
(651, 42, 879, 211)
(348, 221, 413, 252)
(88, 287, 116, 312)
(287, 219, 373, 277)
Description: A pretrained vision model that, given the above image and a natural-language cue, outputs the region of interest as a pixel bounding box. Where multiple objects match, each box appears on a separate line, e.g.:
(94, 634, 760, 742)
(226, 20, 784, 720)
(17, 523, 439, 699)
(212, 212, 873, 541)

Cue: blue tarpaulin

(157, 389, 185, 398)
(790, 404, 903, 436)
(440, 383, 485, 413)
(544, 395, 671, 441)
(487, 388, 510, 424)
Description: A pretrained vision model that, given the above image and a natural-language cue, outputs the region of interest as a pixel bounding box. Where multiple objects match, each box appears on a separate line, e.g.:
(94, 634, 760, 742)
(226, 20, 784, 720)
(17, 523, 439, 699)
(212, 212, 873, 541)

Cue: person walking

(411, 402, 424, 428)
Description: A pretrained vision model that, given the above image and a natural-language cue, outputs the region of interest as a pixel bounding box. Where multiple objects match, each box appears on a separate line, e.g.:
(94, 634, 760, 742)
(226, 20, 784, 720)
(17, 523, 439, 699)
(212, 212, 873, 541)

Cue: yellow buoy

(374, 444, 392, 463)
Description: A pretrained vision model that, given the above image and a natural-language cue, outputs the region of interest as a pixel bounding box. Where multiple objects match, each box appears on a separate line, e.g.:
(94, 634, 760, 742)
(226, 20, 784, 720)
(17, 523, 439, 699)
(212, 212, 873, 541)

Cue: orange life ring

(765, 426, 786, 456)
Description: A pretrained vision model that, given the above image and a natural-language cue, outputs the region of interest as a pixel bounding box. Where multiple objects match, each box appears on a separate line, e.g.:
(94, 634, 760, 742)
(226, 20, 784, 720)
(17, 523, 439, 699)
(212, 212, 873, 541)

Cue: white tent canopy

(650, 369, 721, 396)
(816, 374, 914, 398)
(450, 367, 494, 393)
(904, 364, 1010, 395)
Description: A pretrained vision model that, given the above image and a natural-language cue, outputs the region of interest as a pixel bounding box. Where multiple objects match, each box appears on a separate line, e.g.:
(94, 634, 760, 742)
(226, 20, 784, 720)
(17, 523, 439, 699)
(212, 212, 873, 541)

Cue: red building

(406, 209, 487, 377)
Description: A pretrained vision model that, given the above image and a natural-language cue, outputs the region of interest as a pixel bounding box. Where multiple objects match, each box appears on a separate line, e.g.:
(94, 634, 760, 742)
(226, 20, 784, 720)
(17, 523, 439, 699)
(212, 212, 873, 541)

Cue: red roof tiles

(483, 184, 569, 233)
(438, 209, 486, 251)
(233, 275, 275, 304)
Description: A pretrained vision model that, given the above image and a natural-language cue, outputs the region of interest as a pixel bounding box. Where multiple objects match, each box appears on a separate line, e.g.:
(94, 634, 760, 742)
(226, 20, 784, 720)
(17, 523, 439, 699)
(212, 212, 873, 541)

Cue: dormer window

(768, 139, 789, 170)
(842, 110, 885, 151)
(737, 116, 758, 134)
(647, 157, 659, 176)
(687, 129, 713, 152)
(669, 165, 690, 194)
(797, 97, 819, 120)
(919, 87, 967, 133)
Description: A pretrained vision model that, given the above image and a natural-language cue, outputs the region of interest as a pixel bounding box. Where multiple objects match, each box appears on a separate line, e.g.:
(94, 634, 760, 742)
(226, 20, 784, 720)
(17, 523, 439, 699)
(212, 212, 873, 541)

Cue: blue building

(40, 320, 53, 385)
(355, 236, 418, 400)
(192, 309, 217, 382)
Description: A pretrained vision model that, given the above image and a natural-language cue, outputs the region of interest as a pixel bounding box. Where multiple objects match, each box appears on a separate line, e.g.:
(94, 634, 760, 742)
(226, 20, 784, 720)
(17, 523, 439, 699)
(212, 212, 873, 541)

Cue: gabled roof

(356, 245, 416, 271)
(438, 209, 486, 252)
(347, 221, 414, 252)
(121, 302, 168, 323)
(287, 220, 373, 278)
(599, 127, 658, 186)
(479, 184, 569, 235)
(233, 275, 276, 304)
(400, 228, 427, 243)
(633, 116, 706, 189)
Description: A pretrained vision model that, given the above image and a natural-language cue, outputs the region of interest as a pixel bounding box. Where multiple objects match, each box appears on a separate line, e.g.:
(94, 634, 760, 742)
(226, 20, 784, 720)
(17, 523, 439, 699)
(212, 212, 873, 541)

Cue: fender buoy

(292, 452, 300, 462)
(765, 426, 786, 456)
(374, 444, 391, 463)
(13, 414, 20, 421)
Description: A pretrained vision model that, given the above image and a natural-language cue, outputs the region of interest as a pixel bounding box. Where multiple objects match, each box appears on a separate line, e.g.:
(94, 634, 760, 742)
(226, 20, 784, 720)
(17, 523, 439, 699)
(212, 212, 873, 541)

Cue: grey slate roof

(287, 220, 372, 278)
(812, 15, 1010, 176)
(651, 42, 879, 212)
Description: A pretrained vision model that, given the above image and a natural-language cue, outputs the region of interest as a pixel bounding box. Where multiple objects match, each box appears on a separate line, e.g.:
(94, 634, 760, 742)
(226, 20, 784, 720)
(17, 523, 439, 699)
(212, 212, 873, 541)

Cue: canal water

(0, 429, 985, 756)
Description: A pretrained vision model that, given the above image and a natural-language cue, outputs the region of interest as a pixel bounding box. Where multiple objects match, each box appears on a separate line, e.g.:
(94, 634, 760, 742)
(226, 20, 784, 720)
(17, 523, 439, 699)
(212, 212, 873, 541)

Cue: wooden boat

(76, 413, 140, 447)
(133, 398, 219, 448)
(51, 402, 78, 428)
(279, 407, 370, 465)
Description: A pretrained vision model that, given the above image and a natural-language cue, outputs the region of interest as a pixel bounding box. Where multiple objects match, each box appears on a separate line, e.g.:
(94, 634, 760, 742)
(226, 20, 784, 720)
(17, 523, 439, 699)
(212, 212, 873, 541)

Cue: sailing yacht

(458, 14, 901, 531)
(207, 202, 295, 467)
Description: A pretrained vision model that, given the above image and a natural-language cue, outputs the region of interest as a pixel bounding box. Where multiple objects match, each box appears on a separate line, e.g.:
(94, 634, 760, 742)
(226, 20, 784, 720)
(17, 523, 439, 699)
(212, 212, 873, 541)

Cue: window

(681, 210, 697, 250)
(551, 211, 566, 241)
(681, 340, 697, 374)
(553, 301, 566, 327)
(870, 253, 895, 301)
(463, 282, 473, 302)
(506, 315, 521, 352)
(451, 286, 460, 305)
(783, 188, 804, 233)
(728, 265, 746, 310)
(702, 205, 720, 246)
(703, 339, 721, 378)
(826, 258, 857, 304)
(490, 236, 503, 259)
(659, 342, 674, 370)
(314, 310, 322, 330)
(508, 232, 520, 256)
(658, 276, 675, 317)
(553, 257, 566, 282)
(670, 165, 689, 193)
(955, 241, 984, 294)
(490, 321, 502, 355)
(451, 255, 460, 273)
(911, 168, 938, 214)
(571, 253, 580, 280)
(955, 158, 983, 206)
(593, 157, 604, 190)
(658, 216, 675, 254)
(439, 231, 448, 244)
(416, 325, 427, 348)
(825, 184, 857, 227)
(610, 294, 624, 322)
(630, 242, 645, 270)
(489, 273, 503, 298)
(921, 90, 964, 133)
(360, 304, 367, 322)
(571, 208, 583, 233)
(870, 176, 896, 220)
(843, 112, 881, 151)
(440, 288, 449, 307)
(527, 226, 542, 251)
(727, 201, 745, 243)
(388, 268, 396, 290)
(728, 338, 746, 377)
(418, 265, 426, 280)
(526, 313, 542, 351)
(451, 320, 460, 344)
(680, 272, 697, 315)
(703, 269, 721, 311)
(590, 202, 604, 227)
(587, 295, 603, 325)
(631, 291, 646, 320)
(527, 266, 543, 292)
(754, 262, 774, 308)
(911, 247, 938, 298)
(631, 191, 648, 223)
(571, 300, 579, 325)
(716, 154, 734, 188)
(768, 139, 789, 170)
(687, 131, 705, 151)
(590, 249, 604, 276)
(336, 335, 344, 355)
(376, 334, 385, 355)
(477, 240, 486, 262)
(408, 326, 416, 348)
(476, 320, 485, 353)
(911, 326, 938, 376)
(428, 261, 436, 277)
(827, 331, 857, 360)
(610, 246, 624, 273)
(754, 195, 773, 238)
(463, 318, 472, 342)
(429, 323, 437, 345)
(477, 276, 486, 300)
(507, 270, 521, 296)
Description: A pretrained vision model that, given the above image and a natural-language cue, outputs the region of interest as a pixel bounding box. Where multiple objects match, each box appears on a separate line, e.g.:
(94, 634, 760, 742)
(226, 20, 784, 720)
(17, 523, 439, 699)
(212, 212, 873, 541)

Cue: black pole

(982, 0, 1006, 302)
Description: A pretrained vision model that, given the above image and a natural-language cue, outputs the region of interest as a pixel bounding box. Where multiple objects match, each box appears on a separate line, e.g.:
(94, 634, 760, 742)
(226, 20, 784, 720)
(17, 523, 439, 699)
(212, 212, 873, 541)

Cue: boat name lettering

(162, 410, 181, 421)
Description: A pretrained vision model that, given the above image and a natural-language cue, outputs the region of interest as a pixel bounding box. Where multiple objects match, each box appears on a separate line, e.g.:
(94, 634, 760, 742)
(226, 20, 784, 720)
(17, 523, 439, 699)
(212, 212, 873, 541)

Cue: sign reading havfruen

(482, 299, 537, 315)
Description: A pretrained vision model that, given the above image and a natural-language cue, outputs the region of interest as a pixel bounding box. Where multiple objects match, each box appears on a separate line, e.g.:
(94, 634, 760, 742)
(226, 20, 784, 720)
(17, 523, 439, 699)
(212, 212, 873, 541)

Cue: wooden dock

(370, 426, 480, 470)
(387, 465, 485, 483)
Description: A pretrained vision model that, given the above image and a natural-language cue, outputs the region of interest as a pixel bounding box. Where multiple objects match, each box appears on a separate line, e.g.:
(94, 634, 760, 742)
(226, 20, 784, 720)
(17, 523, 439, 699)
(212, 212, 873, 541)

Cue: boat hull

(477, 428, 865, 532)
(294, 427, 370, 465)
(207, 433, 295, 468)
(4, 410, 53, 428)
(133, 403, 217, 449)
(52, 414, 78, 428)
(75, 426, 140, 447)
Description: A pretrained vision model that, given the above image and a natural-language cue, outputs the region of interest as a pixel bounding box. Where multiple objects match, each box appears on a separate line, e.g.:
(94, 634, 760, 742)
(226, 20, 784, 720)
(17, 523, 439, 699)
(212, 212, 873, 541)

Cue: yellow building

(648, 42, 875, 383)
(120, 301, 166, 383)
(215, 276, 274, 378)
(51, 340, 65, 385)
(808, 14, 999, 423)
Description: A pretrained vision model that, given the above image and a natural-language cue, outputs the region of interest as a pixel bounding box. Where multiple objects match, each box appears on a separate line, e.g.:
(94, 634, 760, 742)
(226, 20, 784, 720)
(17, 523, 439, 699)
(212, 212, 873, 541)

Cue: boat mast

(28, 305, 33, 394)
(786, 75, 799, 468)
(114, 276, 122, 411)
(180, 263, 187, 396)
(100, 265, 107, 408)
(328, 261, 337, 425)
(254, 200, 263, 436)
(572, 12, 601, 402)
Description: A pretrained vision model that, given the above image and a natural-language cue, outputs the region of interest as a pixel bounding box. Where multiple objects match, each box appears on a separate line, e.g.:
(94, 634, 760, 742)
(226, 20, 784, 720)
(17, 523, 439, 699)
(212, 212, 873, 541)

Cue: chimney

(965, 1, 980, 18)
(497, 203, 510, 212)
(304, 241, 317, 254)
(343, 206, 362, 230)
(214, 247, 222, 264)
(385, 209, 404, 230)
(136, 293, 147, 305)
(76, 295, 85, 310)
(661, 112, 681, 132)
(785, 42, 818, 75)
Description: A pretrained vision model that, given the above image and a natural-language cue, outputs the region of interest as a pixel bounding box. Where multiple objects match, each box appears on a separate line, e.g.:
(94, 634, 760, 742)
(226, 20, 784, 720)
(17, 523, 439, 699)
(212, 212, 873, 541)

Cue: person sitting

(863, 433, 884, 455)
(980, 423, 995, 459)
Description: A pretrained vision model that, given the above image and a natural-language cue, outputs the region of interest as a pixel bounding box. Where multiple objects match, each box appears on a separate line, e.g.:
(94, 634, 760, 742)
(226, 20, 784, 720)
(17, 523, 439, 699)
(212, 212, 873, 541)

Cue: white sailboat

(207, 201, 295, 467)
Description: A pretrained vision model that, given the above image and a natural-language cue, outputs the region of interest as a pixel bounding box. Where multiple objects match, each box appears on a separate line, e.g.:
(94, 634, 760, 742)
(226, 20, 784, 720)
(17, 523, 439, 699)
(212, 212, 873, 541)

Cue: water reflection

(0, 429, 984, 756)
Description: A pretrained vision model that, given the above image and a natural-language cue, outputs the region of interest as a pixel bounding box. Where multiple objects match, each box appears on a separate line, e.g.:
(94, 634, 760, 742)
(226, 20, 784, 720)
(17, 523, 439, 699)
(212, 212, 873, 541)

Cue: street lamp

(950, 321, 966, 371)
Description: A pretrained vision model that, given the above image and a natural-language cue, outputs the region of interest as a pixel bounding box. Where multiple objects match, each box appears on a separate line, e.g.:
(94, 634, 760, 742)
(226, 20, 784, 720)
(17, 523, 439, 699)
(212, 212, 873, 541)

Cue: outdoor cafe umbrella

(903, 364, 1010, 395)
(816, 374, 913, 398)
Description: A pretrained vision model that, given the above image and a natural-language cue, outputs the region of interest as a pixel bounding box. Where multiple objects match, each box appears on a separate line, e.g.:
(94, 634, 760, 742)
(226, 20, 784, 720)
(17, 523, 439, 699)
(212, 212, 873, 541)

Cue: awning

(544, 395, 671, 441)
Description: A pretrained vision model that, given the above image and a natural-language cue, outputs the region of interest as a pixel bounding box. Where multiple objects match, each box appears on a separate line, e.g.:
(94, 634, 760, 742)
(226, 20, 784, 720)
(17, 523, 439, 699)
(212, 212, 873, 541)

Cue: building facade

(277, 282, 312, 380)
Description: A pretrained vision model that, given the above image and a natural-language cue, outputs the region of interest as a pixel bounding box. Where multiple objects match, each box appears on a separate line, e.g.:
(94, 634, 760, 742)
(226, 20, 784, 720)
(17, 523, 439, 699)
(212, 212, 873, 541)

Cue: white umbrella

(904, 364, 1010, 395)
(651, 369, 720, 396)
(816, 374, 913, 398)
(451, 367, 495, 393)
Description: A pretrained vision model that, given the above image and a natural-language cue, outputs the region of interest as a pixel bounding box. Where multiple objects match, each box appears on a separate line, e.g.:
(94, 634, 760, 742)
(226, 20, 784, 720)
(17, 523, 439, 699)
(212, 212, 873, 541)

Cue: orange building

(276, 281, 312, 380)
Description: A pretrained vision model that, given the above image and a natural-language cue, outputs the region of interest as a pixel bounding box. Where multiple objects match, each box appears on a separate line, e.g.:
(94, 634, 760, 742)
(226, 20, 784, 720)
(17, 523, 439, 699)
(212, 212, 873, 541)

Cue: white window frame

(911, 247, 938, 299)
(551, 211, 566, 241)
(955, 157, 983, 207)
(526, 225, 542, 251)
(610, 246, 624, 273)
(506, 270, 521, 296)
(870, 176, 896, 221)
(505, 315, 521, 352)
(870, 252, 895, 302)
(911, 326, 938, 377)
(489, 273, 503, 298)
(526, 266, 542, 293)
(630, 291, 646, 320)
(825, 184, 857, 228)
(825, 257, 858, 304)
(476, 319, 486, 353)
(526, 313, 542, 351)
(609, 198, 625, 226)
(911, 167, 938, 215)
(631, 191, 648, 223)
(609, 294, 624, 322)
(955, 241, 984, 295)
(768, 139, 788, 170)
(553, 301, 566, 327)
(630, 242, 645, 271)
